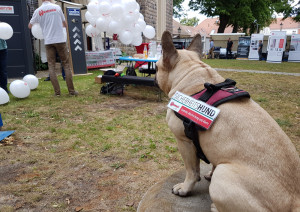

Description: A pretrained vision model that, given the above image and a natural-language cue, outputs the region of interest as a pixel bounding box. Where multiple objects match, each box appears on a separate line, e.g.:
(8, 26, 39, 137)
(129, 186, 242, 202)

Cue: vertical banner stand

(65, 7, 87, 75)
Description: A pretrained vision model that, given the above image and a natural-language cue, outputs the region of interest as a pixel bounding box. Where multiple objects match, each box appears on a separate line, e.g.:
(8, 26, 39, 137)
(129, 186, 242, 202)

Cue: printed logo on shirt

(39, 9, 56, 16)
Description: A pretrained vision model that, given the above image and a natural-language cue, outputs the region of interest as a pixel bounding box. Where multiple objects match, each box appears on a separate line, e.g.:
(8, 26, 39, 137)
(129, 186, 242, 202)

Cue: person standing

(0, 38, 8, 93)
(258, 40, 263, 61)
(208, 39, 214, 59)
(28, 0, 78, 96)
(226, 37, 233, 59)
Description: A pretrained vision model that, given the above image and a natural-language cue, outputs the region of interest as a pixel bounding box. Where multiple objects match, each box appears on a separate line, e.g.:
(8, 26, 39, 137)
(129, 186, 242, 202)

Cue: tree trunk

(217, 14, 230, 33)
(232, 24, 238, 33)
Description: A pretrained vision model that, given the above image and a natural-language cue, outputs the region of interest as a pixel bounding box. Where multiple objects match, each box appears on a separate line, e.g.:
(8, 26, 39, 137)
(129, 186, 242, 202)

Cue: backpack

(100, 82, 124, 95)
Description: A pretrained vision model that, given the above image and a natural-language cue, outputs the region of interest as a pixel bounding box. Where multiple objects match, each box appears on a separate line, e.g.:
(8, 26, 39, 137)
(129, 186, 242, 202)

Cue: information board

(267, 31, 286, 63)
(248, 34, 264, 60)
(65, 7, 87, 75)
(288, 34, 300, 62)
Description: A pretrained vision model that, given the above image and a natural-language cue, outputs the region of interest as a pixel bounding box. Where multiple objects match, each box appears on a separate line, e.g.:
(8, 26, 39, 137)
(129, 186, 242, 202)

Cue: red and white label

(168, 91, 220, 130)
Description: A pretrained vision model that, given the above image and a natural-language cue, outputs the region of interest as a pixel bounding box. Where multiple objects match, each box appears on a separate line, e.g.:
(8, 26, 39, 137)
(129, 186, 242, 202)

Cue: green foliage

(173, 0, 185, 18)
(180, 17, 200, 26)
(188, 0, 294, 33)
(35, 53, 48, 71)
(283, 0, 300, 22)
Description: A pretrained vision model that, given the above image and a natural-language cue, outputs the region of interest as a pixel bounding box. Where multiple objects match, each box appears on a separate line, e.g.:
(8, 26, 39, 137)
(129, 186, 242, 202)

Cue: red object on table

(134, 43, 149, 68)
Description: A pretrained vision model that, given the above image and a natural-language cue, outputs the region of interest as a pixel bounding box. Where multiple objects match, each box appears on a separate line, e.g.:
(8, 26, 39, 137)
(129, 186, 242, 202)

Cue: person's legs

(55, 43, 76, 94)
(45, 44, 61, 95)
(0, 49, 8, 93)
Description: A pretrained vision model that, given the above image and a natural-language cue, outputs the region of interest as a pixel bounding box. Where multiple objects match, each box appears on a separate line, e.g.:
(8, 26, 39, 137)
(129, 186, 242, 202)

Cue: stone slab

(137, 163, 213, 212)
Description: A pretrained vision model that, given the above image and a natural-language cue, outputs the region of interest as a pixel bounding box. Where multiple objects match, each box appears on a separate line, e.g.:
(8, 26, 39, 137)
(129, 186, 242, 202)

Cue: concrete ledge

(137, 163, 213, 212)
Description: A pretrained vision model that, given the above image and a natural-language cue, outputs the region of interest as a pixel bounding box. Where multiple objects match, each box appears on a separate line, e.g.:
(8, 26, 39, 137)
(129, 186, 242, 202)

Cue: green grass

(0, 68, 299, 211)
(202, 59, 300, 73)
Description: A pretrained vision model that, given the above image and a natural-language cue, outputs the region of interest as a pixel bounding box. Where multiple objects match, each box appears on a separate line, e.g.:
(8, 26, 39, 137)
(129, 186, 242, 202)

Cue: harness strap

(174, 79, 250, 164)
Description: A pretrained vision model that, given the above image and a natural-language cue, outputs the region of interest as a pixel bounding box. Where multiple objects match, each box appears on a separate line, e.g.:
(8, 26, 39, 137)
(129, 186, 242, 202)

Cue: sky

(174, 0, 299, 24)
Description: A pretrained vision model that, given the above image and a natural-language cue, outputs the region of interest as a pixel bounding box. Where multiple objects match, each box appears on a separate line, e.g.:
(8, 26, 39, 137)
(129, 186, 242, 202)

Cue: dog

(155, 31, 300, 212)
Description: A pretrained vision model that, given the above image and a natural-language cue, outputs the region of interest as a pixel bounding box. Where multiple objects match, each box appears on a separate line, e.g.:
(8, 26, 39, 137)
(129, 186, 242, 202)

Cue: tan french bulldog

(155, 31, 300, 212)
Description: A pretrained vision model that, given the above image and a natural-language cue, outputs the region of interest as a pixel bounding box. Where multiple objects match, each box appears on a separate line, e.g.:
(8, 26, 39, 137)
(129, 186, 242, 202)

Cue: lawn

(203, 59, 300, 73)
(0, 66, 299, 211)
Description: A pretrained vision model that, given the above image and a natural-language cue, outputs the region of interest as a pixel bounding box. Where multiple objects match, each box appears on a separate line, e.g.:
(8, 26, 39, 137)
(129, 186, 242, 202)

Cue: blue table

(119, 57, 159, 76)
(118, 56, 159, 63)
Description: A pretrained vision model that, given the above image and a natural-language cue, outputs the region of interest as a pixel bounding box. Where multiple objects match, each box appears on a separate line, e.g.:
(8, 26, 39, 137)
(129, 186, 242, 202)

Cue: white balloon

(0, 22, 13, 40)
(131, 35, 142, 46)
(31, 23, 44, 40)
(139, 13, 144, 20)
(137, 18, 146, 31)
(85, 11, 97, 27)
(23, 74, 39, 90)
(9, 80, 30, 99)
(110, 4, 124, 20)
(131, 23, 142, 37)
(0, 87, 9, 105)
(99, 1, 111, 15)
(132, 9, 140, 21)
(86, 24, 98, 37)
(123, 0, 137, 13)
(96, 17, 109, 32)
(87, 1, 99, 15)
(136, 2, 140, 12)
(108, 21, 123, 34)
(119, 30, 133, 45)
(123, 14, 135, 26)
(143, 25, 155, 39)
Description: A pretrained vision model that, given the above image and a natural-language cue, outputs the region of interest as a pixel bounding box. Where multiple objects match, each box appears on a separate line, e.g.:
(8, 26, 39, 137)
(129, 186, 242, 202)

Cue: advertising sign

(0, 5, 14, 14)
(236, 37, 251, 60)
(288, 34, 300, 62)
(168, 91, 220, 130)
(248, 34, 264, 60)
(266, 31, 286, 63)
(65, 7, 87, 74)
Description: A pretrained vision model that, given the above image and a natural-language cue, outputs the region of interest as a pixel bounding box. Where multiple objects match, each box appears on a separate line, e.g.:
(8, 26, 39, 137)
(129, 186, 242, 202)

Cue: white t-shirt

(30, 1, 66, 45)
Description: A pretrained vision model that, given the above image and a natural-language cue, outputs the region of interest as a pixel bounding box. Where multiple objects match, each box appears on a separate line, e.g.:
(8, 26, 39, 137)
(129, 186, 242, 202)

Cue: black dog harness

(174, 79, 250, 164)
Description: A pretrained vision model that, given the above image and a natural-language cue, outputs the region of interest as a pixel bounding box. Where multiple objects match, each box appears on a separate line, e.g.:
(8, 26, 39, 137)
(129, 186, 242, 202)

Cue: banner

(266, 31, 286, 63)
(248, 34, 264, 60)
(236, 37, 251, 60)
(288, 34, 300, 62)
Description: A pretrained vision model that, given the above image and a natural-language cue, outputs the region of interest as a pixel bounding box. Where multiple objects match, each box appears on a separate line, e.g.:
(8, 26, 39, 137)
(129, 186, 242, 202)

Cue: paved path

(216, 68, 300, 76)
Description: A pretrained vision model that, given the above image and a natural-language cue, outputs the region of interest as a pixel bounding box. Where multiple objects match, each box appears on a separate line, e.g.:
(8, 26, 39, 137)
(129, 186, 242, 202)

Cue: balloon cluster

(0, 22, 13, 40)
(0, 75, 39, 105)
(85, 0, 156, 46)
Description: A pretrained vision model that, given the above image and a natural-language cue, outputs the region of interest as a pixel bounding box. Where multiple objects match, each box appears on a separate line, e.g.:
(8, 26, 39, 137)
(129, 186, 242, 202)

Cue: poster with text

(288, 34, 300, 62)
(248, 34, 264, 60)
(266, 31, 286, 63)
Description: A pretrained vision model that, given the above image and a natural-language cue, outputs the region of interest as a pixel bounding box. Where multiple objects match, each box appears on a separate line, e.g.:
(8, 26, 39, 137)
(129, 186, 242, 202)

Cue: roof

(194, 18, 234, 36)
(269, 17, 300, 30)
(172, 20, 204, 37)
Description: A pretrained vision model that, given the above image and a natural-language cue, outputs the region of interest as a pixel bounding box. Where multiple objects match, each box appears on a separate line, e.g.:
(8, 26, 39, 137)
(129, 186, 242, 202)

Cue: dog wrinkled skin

(155, 31, 300, 212)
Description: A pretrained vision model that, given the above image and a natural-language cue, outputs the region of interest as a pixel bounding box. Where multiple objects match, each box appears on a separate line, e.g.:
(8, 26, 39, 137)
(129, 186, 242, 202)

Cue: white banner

(248, 34, 264, 60)
(288, 34, 300, 62)
(267, 31, 286, 63)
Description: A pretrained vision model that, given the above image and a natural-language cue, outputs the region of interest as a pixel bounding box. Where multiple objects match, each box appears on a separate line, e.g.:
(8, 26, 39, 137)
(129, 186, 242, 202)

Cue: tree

(283, 0, 300, 22)
(180, 17, 200, 26)
(173, 0, 185, 18)
(188, 0, 293, 33)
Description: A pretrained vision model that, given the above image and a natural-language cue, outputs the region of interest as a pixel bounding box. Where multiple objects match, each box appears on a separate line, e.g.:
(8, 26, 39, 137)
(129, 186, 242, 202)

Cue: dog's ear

(161, 31, 178, 70)
(187, 34, 202, 56)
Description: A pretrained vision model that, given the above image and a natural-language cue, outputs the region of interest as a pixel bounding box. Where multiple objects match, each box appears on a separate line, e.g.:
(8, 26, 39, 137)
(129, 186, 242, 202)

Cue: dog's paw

(172, 183, 191, 196)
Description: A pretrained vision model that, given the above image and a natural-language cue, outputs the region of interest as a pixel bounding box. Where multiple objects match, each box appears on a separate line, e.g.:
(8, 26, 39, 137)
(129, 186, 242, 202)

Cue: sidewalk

(215, 68, 300, 76)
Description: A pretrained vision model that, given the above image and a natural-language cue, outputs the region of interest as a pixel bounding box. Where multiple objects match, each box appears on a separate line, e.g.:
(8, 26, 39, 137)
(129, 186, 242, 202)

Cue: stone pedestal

(137, 163, 213, 212)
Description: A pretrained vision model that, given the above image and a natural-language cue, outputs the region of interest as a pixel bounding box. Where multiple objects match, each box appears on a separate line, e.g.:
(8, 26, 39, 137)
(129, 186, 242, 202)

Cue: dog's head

(155, 31, 205, 97)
